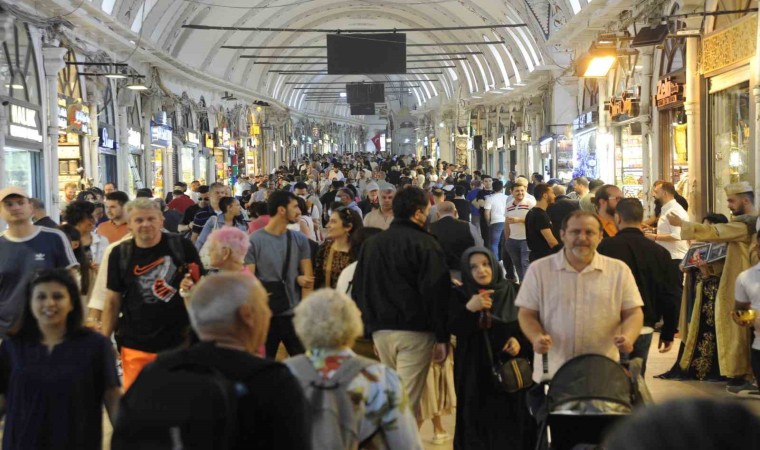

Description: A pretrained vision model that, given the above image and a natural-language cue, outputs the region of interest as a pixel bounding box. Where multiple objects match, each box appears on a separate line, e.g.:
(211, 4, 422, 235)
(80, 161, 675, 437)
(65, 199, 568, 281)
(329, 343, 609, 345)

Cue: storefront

(608, 90, 645, 201)
(200, 132, 214, 185)
(150, 121, 173, 199)
(214, 127, 232, 184)
(702, 13, 756, 218)
(555, 135, 573, 182)
(57, 97, 90, 199)
(539, 135, 554, 179)
(96, 80, 118, 187)
(180, 130, 200, 184)
(126, 127, 144, 198)
(2, 23, 45, 197)
(655, 76, 688, 187)
(571, 111, 599, 180)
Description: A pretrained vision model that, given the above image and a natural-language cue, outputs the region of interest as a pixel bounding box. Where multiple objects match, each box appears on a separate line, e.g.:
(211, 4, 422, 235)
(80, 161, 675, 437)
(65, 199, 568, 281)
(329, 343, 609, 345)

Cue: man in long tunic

(667, 182, 757, 389)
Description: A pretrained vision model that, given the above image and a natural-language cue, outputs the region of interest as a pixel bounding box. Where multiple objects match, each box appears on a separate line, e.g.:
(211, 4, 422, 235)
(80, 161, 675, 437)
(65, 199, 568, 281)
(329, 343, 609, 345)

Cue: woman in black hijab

(449, 246, 535, 450)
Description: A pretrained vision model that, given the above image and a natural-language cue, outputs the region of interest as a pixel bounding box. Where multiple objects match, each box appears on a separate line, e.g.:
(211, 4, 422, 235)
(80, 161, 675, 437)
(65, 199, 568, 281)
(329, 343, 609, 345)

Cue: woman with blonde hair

(286, 288, 423, 450)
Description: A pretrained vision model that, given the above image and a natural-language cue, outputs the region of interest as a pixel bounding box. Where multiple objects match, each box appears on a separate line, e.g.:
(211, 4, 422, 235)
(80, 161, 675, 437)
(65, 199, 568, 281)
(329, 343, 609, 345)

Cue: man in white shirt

(734, 241, 760, 397)
(516, 210, 644, 382)
(484, 180, 508, 261)
(649, 181, 689, 272)
(504, 178, 536, 281)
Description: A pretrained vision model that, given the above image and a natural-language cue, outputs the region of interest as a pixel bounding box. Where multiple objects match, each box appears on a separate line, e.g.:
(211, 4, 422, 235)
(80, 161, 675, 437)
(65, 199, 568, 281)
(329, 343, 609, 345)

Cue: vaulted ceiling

(73, 0, 593, 118)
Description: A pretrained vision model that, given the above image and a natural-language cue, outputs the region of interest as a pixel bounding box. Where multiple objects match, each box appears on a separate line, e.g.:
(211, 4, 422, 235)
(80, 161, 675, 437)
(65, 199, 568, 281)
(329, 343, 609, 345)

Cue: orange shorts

(120, 346, 158, 391)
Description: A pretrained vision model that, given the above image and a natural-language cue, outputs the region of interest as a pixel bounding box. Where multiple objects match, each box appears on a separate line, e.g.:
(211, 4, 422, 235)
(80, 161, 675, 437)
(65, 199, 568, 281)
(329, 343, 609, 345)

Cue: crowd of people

(0, 150, 758, 449)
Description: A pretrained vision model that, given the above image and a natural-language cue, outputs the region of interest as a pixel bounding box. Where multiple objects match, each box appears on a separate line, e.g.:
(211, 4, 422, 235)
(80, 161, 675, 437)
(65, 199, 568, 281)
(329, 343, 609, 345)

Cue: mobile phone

(188, 262, 201, 283)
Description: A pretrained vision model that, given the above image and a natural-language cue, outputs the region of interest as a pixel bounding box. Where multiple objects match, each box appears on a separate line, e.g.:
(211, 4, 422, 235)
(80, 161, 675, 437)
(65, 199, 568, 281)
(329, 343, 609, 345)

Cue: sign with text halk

(8, 104, 42, 143)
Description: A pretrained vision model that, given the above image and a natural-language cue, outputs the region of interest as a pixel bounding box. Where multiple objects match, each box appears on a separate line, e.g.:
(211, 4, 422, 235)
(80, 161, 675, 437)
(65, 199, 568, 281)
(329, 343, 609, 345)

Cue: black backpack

(112, 360, 251, 450)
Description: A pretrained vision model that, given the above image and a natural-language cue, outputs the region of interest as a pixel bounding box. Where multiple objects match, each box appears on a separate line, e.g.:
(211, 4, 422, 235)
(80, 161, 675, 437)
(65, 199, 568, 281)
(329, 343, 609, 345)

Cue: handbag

(483, 330, 534, 394)
(260, 231, 292, 315)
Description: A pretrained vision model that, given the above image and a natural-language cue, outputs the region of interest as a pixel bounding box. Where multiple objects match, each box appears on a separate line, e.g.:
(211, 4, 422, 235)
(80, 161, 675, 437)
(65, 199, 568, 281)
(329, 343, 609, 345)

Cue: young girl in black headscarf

(449, 246, 535, 450)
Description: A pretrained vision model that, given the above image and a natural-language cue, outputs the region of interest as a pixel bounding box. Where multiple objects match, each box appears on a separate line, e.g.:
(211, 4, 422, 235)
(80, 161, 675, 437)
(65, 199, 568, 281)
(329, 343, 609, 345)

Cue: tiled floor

(418, 335, 760, 449)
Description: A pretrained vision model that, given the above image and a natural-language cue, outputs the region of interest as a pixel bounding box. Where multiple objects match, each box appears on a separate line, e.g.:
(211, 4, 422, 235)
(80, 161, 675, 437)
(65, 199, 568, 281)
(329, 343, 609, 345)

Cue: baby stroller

(531, 353, 648, 450)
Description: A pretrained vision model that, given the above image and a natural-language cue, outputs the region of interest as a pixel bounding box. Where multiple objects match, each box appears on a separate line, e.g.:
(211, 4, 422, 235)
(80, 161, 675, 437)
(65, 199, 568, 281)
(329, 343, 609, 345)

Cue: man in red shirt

(167, 182, 194, 214)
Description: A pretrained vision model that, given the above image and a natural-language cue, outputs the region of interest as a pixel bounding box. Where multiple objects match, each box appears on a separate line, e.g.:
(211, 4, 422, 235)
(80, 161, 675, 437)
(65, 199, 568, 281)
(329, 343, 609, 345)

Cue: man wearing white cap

(358, 182, 380, 216)
(667, 181, 757, 392)
(0, 186, 78, 335)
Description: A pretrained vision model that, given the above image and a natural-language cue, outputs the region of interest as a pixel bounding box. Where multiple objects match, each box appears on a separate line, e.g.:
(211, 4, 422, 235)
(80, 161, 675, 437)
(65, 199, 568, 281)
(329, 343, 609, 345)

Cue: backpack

(112, 360, 251, 450)
(118, 232, 188, 284)
(285, 355, 376, 450)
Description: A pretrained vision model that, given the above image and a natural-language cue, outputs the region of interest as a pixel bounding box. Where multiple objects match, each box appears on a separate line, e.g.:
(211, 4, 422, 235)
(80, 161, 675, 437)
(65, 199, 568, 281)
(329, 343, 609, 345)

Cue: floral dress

(306, 348, 423, 449)
(313, 240, 353, 289)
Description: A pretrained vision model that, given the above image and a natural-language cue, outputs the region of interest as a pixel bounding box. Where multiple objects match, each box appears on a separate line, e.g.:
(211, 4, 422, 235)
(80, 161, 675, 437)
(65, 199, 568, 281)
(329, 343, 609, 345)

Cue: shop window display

(709, 81, 751, 218)
(4, 147, 38, 196)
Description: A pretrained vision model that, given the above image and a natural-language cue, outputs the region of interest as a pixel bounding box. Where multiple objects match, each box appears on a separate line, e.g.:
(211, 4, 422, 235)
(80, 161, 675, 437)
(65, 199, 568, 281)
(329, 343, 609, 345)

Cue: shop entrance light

(576, 45, 618, 78)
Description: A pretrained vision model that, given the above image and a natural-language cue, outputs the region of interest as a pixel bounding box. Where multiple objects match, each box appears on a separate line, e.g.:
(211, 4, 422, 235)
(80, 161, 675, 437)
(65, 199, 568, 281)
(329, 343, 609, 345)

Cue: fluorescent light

(105, 73, 128, 79)
(5, 84, 23, 89)
(339, 92, 346, 98)
(127, 82, 148, 91)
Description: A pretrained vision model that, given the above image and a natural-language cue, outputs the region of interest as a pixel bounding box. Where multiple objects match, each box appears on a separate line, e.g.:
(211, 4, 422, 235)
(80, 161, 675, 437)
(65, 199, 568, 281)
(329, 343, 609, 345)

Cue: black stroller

(531, 353, 648, 450)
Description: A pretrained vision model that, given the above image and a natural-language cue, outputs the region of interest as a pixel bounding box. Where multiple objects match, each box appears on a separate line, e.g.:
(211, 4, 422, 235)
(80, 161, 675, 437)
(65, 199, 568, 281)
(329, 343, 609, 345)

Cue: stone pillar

(0, 13, 13, 192)
(755, 13, 760, 205)
(638, 49, 655, 215)
(685, 37, 703, 219)
(42, 45, 68, 216)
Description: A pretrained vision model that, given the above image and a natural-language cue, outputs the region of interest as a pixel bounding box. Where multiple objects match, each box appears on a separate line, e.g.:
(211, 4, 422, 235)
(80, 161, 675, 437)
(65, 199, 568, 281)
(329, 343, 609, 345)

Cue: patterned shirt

(305, 348, 423, 449)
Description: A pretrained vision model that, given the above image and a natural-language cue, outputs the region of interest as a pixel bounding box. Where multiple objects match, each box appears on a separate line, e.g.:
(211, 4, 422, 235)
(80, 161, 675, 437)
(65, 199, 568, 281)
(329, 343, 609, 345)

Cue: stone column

(0, 13, 13, 192)
(685, 36, 703, 219)
(637, 49, 655, 215)
(42, 45, 67, 216)
(755, 13, 760, 205)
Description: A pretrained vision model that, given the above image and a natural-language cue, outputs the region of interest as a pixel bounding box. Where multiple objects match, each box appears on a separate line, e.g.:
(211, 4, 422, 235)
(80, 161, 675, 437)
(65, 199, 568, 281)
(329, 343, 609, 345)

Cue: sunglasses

(200, 197, 210, 201)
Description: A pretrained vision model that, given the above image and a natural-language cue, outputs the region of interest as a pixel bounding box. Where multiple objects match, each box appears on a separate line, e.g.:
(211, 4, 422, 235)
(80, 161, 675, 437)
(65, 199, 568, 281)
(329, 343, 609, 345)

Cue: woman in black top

(0, 269, 120, 450)
(449, 247, 535, 450)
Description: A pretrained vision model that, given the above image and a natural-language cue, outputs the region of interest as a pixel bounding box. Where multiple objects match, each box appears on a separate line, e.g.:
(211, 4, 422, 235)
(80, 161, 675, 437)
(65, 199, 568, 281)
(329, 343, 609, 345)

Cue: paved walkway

(419, 334, 760, 449)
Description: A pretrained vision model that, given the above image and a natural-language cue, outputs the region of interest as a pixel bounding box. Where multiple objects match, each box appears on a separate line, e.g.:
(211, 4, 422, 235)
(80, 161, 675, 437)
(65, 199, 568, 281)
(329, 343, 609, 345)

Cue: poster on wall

(572, 130, 597, 179)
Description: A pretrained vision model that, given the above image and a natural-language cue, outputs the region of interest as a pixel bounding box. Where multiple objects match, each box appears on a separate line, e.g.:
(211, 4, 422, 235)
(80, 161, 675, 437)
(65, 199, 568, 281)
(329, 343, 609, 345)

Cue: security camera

(1, 101, 8, 106)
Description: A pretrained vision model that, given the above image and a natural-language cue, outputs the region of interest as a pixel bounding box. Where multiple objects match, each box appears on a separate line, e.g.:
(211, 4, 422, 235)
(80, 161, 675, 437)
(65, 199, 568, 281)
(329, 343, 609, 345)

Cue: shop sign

(57, 95, 68, 131)
(8, 104, 42, 142)
(312, 127, 320, 138)
(99, 127, 118, 150)
(606, 92, 640, 121)
(573, 111, 598, 131)
(204, 132, 214, 149)
(250, 124, 260, 136)
(128, 128, 142, 148)
(185, 131, 200, 145)
(150, 121, 173, 146)
(702, 15, 757, 76)
(655, 78, 683, 108)
(58, 132, 79, 146)
(67, 103, 91, 135)
(215, 127, 231, 147)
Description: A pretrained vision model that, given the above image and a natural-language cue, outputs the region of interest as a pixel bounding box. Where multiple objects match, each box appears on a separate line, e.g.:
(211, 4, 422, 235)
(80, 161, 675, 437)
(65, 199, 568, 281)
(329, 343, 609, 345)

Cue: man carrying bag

(246, 191, 314, 358)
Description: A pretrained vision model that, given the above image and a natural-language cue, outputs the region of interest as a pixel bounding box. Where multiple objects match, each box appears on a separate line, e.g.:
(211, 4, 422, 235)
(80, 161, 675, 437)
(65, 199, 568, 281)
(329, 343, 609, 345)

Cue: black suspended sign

(327, 33, 406, 74)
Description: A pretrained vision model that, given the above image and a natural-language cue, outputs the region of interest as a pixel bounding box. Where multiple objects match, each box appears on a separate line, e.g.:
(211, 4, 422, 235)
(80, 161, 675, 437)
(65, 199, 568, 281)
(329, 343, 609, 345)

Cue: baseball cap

(0, 186, 29, 202)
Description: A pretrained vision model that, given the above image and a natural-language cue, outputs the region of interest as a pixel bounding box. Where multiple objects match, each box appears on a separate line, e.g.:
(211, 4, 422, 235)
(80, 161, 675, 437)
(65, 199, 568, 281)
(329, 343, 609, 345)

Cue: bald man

(430, 201, 484, 280)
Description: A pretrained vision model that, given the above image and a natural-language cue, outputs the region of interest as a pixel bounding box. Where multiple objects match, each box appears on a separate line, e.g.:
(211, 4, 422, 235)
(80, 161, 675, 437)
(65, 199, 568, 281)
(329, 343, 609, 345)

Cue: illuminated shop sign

(185, 131, 200, 145)
(204, 132, 214, 149)
(128, 128, 143, 148)
(99, 127, 118, 150)
(151, 121, 173, 147)
(655, 78, 684, 108)
(8, 104, 42, 142)
(606, 91, 640, 121)
(215, 127, 231, 147)
(57, 95, 68, 131)
(67, 103, 91, 134)
(572, 111, 598, 131)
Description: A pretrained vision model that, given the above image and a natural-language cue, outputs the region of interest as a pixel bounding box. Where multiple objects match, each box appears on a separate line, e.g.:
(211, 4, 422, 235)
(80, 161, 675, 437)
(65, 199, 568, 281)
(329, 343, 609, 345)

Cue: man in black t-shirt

(102, 198, 202, 390)
(526, 183, 560, 262)
(179, 185, 207, 235)
(113, 272, 310, 449)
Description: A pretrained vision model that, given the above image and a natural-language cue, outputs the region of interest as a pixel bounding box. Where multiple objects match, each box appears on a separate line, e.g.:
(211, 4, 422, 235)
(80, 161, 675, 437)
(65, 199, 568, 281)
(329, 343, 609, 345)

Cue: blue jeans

(506, 238, 530, 281)
(489, 222, 505, 260)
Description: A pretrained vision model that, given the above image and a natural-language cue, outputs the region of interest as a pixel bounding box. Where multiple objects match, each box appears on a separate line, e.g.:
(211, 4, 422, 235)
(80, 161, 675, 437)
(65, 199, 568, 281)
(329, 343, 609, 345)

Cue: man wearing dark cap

(167, 182, 194, 214)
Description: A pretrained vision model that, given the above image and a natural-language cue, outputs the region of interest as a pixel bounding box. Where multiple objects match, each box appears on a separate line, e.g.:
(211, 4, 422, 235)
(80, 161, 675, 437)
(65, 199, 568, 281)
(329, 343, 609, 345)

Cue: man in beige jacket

(667, 181, 757, 392)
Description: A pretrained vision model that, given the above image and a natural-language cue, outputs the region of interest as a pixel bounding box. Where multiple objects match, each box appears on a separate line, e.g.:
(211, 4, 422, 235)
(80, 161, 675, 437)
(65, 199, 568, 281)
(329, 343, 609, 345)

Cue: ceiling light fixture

(126, 77, 148, 91)
(576, 45, 618, 77)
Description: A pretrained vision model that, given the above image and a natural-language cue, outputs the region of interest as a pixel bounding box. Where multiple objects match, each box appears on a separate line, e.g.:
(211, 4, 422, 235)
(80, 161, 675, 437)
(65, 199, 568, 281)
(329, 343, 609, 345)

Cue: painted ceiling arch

(89, 0, 590, 117)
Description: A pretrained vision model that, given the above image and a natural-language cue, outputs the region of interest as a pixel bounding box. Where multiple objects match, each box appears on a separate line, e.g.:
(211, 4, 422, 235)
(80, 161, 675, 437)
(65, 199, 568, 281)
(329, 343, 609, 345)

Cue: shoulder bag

(259, 231, 292, 314)
(483, 330, 534, 394)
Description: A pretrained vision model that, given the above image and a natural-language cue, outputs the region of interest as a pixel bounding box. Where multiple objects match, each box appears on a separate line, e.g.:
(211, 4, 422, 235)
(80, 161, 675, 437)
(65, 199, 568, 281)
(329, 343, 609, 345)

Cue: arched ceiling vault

(84, 0, 589, 119)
